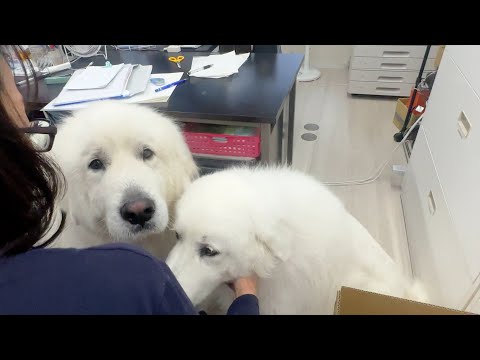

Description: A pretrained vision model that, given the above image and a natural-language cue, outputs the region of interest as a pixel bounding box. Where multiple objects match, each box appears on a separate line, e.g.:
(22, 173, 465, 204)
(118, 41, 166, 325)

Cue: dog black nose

(120, 198, 155, 227)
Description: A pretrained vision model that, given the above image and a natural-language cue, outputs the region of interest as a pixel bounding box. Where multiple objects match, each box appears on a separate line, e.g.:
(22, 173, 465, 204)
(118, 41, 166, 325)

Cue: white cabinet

(421, 54, 480, 280)
(350, 56, 436, 72)
(402, 127, 472, 309)
(446, 45, 480, 98)
(401, 46, 480, 310)
(352, 45, 440, 58)
(348, 45, 439, 97)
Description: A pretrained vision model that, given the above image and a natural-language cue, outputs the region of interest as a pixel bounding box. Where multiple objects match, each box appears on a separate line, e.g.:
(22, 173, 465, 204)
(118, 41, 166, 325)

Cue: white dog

(166, 166, 429, 315)
(49, 102, 198, 258)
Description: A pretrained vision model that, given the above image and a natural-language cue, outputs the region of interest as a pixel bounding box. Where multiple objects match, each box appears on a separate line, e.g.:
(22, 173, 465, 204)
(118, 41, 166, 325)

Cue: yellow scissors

(169, 55, 184, 68)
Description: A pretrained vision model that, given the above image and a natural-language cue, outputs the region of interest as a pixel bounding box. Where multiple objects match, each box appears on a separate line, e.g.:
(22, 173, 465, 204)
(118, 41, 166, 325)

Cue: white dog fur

(166, 166, 429, 315)
(49, 102, 198, 259)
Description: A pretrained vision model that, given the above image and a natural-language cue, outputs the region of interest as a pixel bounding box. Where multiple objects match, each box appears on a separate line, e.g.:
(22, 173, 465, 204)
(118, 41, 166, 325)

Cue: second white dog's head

(166, 169, 291, 306)
(52, 102, 198, 243)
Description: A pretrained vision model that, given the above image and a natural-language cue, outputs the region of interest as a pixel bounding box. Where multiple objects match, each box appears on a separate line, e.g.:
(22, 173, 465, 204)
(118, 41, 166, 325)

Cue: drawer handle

(212, 137, 227, 143)
(382, 51, 410, 57)
(427, 190, 437, 215)
(457, 111, 472, 139)
(380, 63, 407, 69)
(378, 76, 404, 82)
(376, 87, 400, 93)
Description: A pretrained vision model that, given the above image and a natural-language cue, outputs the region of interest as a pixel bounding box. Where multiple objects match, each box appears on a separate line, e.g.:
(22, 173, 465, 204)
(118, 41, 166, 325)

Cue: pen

(53, 94, 127, 107)
(155, 78, 187, 92)
(188, 64, 213, 75)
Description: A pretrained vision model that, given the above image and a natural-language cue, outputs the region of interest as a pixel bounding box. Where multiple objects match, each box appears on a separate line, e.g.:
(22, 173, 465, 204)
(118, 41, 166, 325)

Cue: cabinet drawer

(353, 45, 440, 59)
(351, 56, 436, 71)
(349, 69, 430, 83)
(421, 52, 480, 279)
(445, 46, 480, 99)
(347, 80, 412, 97)
(402, 127, 473, 309)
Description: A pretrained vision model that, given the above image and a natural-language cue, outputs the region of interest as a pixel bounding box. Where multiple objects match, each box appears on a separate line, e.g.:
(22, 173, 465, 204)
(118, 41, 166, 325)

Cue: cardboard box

(334, 287, 473, 315)
(435, 45, 446, 69)
(393, 98, 422, 131)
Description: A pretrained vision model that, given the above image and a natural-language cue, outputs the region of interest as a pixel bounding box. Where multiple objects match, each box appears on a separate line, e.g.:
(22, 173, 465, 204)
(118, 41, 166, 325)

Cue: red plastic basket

(182, 124, 261, 158)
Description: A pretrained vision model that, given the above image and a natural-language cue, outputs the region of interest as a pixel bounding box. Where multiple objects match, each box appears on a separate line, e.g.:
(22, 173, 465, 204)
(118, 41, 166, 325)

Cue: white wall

(282, 45, 353, 69)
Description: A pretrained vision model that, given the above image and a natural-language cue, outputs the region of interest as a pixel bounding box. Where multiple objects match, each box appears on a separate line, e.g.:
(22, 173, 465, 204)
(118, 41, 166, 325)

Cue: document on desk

(48, 64, 135, 107)
(64, 64, 125, 90)
(42, 71, 182, 112)
(124, 72, 184, 104)
(190, 51, 250, 78)
(43, 64, 156, 111)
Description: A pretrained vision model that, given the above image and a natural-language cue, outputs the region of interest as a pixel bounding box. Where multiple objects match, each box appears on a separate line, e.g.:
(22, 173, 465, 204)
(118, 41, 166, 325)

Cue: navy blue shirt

(0, 243, 259, 315)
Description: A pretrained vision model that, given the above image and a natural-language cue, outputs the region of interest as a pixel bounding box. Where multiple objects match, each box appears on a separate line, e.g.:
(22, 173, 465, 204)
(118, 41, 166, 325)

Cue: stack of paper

(189, 51, 250, 78)
(43, 64, 155, 111)
(125, 65, 154, 97)
(124, 72, 184, 104)
(50, 63, 136, 106)
(42, 70, 183, 112)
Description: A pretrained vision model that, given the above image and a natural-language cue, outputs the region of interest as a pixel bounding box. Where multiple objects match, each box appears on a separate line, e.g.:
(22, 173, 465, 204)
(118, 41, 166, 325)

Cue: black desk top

(21, 49, 304, 125)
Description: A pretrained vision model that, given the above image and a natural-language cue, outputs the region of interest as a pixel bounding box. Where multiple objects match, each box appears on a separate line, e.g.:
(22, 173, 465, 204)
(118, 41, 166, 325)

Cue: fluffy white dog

(49, 102, 198, 258)
(166, 166, 429, 314)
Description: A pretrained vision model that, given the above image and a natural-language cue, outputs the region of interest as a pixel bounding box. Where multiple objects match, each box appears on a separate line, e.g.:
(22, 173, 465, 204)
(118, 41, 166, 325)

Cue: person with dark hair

(0, 45, 259, 315)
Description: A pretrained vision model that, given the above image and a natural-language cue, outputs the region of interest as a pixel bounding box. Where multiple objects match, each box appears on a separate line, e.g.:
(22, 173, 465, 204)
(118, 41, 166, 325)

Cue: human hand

(228, 274, 258, 298)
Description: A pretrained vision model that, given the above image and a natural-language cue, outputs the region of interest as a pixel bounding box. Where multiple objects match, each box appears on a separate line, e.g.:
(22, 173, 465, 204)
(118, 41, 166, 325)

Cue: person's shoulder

(75, 242, 172, 274)
(19, 242, 171, 284)
(73, 243, 195, 314)
(26, 242, 164, 268)
(0, 243, 177, 314)
(81, 242, 160, 260)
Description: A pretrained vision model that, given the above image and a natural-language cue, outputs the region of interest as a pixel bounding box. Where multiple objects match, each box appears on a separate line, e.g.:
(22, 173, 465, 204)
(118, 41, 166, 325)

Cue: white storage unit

(401, 46, 480, 311)
(348, 45, 439, 97)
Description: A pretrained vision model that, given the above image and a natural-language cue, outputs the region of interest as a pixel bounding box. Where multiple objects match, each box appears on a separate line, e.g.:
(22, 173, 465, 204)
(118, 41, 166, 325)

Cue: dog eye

(199, 245, 219, 257)
(88, 159, 104, 171)
(143, 148, 154, 160)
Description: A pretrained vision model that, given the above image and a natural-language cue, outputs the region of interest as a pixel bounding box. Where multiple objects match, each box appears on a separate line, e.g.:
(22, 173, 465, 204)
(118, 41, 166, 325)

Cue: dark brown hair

(0, 45, 65, 256)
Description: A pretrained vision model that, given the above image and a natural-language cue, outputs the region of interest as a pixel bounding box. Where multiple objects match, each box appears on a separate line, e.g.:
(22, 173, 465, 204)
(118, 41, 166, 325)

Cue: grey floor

(288, 66, 412, 276)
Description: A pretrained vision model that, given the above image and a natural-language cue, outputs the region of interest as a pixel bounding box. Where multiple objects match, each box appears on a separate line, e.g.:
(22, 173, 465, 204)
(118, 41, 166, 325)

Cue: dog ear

(253, 219, 292, 274)
(165, 144, 199, 211)
(182, 152, 200, 182)
(171, 154, 197, 195)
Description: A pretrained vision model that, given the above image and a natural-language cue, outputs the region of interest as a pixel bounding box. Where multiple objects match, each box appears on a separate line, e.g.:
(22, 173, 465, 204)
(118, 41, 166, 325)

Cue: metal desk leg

(287, 82, 297, 165)
(281, 96, 290, 164)
(260, 123, 271, 164)
(261, 117, 281, 165)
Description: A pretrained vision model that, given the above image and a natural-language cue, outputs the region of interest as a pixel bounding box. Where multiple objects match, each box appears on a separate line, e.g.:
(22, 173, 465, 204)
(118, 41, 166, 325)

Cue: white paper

(125, 65, 153, 96)
(51, 64, 133, 106)
(190, 51, 250, 78)
(124, 72, 184, 104)
(42, 72, 184, 111)
(64, 64, 125, 90)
